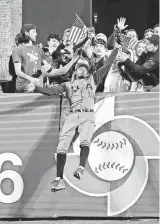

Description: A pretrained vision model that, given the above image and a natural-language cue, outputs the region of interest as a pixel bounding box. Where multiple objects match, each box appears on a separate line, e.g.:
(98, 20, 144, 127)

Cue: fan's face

(136, 42, 146, 56)
(145, 40, 155, 52)
(48, 38, 60, 49)
(144, 31, 153, 39)
(28, 29, 37, 42)
(94, 44, 106, 57)
(126, 31, 138, 40)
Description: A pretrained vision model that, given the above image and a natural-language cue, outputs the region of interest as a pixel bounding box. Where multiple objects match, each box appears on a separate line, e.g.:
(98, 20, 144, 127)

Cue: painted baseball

(88, 131, 134, 181)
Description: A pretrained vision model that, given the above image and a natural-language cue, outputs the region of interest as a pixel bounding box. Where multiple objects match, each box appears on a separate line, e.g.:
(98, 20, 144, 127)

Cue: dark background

(23, 0, 159, 44)
(92, 0, 159, 39)
(22, 0, 91, 45)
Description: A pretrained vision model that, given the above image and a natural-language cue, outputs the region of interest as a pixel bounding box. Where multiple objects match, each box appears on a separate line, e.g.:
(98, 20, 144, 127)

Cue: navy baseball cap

(20, 24, 36, 34)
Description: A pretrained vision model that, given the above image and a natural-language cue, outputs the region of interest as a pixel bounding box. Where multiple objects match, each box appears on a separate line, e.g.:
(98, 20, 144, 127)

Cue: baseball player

(34, 47, 118, 193)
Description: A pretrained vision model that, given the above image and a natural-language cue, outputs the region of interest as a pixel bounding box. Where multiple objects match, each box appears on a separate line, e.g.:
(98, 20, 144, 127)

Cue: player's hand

(117, 17, 128, 31)
(24, 83, 35, 93)
(29, 77, 43, 87)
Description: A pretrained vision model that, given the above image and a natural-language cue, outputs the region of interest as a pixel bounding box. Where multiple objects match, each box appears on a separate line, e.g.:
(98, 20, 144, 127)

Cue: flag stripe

(68, 27, 77, 42)
(73, 27, 81, 43)
(70, 27, 78, 42)
(69, 27, 79, 43)
(129, 39, 138, 50)
(74, 29, 83, 43)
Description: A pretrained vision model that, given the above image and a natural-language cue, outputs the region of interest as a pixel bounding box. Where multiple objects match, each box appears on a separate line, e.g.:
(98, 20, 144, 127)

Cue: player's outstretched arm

(35, 84, 65, 96)
(43, 55, 79, 78)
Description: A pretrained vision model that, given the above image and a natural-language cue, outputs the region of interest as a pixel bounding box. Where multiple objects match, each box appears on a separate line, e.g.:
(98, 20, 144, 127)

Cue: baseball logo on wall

(63, 96, 160, 216)
(89, 131, 134, 181)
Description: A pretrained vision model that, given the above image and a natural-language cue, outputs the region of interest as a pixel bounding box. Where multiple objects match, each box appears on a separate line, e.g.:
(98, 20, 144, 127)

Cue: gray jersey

(65, 76, 96, 110)
(36, 75, 96, 110)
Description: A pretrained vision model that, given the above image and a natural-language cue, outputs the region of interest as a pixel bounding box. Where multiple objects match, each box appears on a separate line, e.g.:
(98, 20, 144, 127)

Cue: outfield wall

(0, 92, 159, 218)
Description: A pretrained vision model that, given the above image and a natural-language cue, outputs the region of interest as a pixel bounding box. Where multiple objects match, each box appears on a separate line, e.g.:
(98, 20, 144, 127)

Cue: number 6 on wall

(0, 153, 24, 204)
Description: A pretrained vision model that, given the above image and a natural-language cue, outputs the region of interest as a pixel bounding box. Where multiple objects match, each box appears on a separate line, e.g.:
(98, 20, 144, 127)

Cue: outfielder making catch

(33, 47, 118, 193)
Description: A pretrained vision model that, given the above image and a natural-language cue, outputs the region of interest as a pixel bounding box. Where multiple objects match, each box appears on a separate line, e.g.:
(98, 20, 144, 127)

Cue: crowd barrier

(0, 92, 159, 218)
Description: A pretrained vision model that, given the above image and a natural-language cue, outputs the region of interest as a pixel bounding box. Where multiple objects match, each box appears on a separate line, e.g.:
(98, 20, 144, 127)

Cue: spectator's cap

(20, 24, 36, 34)
(148, 34, 159, 46)
(96, 33, 107, 42)
(95, 33, 107, 45)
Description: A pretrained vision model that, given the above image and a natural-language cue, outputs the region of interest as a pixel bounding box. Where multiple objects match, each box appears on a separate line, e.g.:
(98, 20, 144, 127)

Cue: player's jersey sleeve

(35, 83, 66, 96)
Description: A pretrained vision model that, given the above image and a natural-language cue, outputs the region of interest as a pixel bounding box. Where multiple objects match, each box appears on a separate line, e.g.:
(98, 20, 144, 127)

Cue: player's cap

(20, 24, 36, 34)
(147, 34, 159, 46)
(75, 58, 90, 71)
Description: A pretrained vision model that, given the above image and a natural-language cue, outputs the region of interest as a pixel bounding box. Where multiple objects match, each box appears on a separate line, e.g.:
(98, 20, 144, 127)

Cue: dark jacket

(124, 50, 159, 87)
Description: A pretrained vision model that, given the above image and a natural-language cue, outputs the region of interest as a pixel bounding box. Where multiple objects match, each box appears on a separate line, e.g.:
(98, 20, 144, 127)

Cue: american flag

(68, 14, 88, 45)
(120, 34, 138, 51)
(128, 38, 138, 50)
